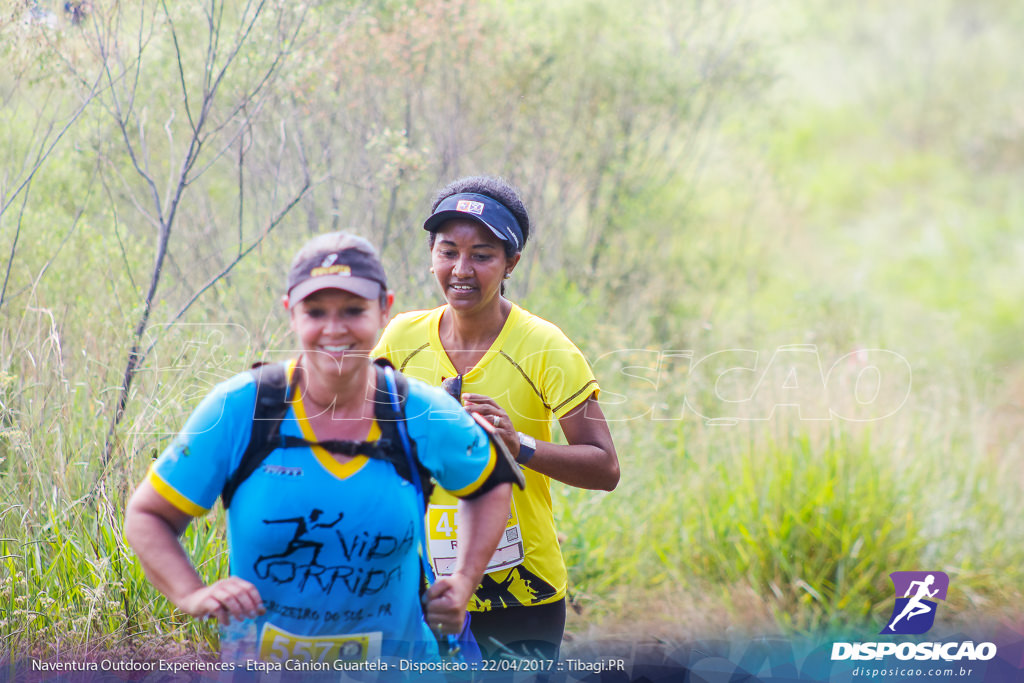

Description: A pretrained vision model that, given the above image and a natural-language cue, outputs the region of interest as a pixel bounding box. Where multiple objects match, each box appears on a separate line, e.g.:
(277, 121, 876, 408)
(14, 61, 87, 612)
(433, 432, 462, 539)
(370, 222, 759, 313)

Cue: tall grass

(559, 408, 1024, 639)
(0, 311, 234, 658)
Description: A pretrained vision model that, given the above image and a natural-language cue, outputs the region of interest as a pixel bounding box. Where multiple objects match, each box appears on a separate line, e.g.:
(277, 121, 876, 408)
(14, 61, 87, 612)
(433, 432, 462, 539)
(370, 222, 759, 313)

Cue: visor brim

(423, 210, 512, 243)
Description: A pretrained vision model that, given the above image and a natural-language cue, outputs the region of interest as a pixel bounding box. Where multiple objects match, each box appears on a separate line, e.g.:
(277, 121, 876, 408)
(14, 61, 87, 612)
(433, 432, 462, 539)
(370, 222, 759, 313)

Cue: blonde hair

(290, 232, 379, 268)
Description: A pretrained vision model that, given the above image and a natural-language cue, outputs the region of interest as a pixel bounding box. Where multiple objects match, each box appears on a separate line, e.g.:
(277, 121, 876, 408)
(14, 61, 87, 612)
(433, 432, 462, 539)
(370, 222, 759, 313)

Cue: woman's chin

(445, 289, 477, 304)
(445, 289, 495, 313)
(307, 352, 368, 377)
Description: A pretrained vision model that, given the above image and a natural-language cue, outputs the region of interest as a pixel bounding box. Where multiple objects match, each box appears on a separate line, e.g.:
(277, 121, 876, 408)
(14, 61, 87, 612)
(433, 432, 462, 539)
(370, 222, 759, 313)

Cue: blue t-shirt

(147, 360, 497, 663)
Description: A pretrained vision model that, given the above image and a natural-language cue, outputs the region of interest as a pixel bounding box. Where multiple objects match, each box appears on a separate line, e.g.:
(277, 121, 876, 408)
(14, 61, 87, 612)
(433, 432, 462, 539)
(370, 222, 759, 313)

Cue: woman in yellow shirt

(374, 176, 619, 661)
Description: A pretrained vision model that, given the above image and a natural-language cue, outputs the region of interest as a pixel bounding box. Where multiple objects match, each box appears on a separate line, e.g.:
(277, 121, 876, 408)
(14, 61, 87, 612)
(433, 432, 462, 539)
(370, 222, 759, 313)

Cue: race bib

(259, 622, 382, 663)
(427, 500, 524, 576)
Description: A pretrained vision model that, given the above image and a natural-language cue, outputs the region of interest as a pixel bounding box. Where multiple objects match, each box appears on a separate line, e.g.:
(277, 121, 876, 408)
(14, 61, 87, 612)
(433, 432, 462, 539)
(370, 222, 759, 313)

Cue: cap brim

(423, 210, 511, 243)
(289, 275, 381, 303)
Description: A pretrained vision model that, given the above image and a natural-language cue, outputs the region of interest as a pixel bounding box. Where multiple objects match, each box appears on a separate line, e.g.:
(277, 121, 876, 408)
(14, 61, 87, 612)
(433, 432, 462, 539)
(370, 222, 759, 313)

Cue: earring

(429, 267, 434, 273)
(503, 272, 511, 280)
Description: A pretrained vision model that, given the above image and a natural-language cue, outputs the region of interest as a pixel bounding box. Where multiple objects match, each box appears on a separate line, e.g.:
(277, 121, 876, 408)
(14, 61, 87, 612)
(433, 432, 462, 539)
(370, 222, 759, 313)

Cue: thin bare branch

(160, 0, 197, 133)
(0, 72, 103, 310)
(0, 72, 103, 221)
(103, 64, 164, 224)
(102, 0, 313, 465)
(99, 170, 141, 295)
(236, 119, 250, 251)
(1, 182, 32, 309)
(182, 4, 312, 186)
(92, 147, 162, 230)
(34, 170, 98, 285)
(103, 219, 171, 465)
(139, 176, 312, 365)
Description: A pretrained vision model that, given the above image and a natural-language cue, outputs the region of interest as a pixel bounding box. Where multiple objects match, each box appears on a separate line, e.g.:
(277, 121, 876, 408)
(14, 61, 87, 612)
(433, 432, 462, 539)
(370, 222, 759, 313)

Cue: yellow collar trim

(289, 359, 380, 480)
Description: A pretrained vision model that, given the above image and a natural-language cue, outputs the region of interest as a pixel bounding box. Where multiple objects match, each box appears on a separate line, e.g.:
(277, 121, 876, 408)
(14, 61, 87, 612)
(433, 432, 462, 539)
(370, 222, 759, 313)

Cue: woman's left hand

(460, 393, 519, 457)
(423, 571, 476, 635)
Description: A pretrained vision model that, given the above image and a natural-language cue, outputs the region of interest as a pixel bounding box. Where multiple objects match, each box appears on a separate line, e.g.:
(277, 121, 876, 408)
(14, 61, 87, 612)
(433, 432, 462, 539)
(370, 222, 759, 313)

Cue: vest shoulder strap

(221, 362, 291, 509)
(371, 359, 434, 503)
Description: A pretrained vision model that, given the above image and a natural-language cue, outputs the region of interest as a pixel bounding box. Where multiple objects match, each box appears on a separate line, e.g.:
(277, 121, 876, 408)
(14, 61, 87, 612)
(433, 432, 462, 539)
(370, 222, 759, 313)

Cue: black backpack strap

(374, 360, 435, 609)
(221, 362, 293, 509)
(372, 358, 434, 506)
(280, 434, 394, 460)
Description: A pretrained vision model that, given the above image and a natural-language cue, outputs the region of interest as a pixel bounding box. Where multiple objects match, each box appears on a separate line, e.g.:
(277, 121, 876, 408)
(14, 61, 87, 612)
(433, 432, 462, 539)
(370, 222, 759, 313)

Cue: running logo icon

(881, 571, 949, 635)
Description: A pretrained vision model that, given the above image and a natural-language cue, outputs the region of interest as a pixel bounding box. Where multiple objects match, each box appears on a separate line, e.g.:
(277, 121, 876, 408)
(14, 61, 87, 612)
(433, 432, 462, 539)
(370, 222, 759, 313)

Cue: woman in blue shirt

(124, 232, 515, 663)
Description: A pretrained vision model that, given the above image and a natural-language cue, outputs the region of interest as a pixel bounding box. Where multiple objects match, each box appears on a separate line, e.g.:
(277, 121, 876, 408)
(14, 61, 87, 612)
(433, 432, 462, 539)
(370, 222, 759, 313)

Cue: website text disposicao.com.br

(836, 640, 996, 679)
(851, 665, 978, 679)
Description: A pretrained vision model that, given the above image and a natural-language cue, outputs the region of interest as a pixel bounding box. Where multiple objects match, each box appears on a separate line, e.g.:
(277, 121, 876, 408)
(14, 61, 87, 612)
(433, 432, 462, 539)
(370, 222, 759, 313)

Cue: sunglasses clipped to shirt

(439, 374, 535, 467)
(441, 375, 463, 402)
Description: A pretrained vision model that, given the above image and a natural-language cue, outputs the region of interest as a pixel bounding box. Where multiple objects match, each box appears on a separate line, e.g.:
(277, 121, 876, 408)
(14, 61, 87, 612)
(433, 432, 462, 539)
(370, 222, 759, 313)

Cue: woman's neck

(298, 358, 374, 418)
(442, 297, 512, 350)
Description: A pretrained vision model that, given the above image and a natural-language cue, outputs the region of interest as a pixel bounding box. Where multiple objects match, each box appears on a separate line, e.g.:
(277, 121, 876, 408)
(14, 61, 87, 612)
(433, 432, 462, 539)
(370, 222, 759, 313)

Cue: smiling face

(430, 219, 520, 315)
(287, 288, 390, 381)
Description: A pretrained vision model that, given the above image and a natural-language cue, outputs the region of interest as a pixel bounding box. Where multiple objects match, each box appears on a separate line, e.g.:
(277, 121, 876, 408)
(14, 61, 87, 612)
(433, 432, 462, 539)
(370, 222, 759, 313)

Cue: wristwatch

(516, 432, 536, 465)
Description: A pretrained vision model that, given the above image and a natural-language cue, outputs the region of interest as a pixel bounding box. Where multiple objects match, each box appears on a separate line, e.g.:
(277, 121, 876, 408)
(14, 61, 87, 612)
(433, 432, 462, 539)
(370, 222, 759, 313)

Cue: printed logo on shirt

(251, 508, 415, 596)
(262, 464, 304, 477)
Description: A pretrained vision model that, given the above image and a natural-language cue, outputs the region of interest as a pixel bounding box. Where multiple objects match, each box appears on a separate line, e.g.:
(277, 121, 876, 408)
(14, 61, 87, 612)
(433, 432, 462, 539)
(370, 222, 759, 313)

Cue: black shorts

(469, 599, 567, 661)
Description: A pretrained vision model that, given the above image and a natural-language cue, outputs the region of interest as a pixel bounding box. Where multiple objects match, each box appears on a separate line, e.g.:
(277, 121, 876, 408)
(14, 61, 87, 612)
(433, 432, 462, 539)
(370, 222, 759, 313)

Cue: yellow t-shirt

(373, 304, 599, 610)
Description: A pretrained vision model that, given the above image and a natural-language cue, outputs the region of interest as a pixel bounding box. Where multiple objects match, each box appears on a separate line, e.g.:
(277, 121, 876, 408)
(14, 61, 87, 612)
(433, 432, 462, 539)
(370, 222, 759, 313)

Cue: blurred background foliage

(1, 0, 1022, 658)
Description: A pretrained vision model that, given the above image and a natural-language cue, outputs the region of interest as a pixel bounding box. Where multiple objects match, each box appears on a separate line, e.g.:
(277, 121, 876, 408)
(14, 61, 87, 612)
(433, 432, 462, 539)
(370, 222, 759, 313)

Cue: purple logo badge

(881, 571, 949, 635)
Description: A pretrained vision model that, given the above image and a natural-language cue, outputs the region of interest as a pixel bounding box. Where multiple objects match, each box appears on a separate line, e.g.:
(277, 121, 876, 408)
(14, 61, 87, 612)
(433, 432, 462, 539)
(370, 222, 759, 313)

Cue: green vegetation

(2, 0, 1022, 658)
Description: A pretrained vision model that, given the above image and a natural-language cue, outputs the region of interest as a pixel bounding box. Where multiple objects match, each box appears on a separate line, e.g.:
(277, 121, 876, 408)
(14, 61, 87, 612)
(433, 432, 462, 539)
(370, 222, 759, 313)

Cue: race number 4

(427, 503, 524, 576)
(435, 510, 455, 537)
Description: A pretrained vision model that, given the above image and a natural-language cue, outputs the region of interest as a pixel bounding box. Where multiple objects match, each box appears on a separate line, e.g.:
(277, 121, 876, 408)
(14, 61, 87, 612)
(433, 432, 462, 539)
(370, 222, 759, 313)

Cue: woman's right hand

(460, 393, 519, 457)
(179, 577, 266, 626)
(423, 572, 474, 635)
(125, 481, 266, 627)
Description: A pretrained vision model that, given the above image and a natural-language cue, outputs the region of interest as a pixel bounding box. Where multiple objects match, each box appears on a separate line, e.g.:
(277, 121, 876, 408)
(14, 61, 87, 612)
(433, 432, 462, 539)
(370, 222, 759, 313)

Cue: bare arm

(424, 482, 512, 633)
(461, 393, 620, 491)
(124, 479, 264, 625)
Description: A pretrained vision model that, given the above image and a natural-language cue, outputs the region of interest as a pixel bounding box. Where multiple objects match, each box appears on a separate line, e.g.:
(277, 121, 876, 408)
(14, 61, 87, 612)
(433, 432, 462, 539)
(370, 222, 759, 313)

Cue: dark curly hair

(426, 176, 530, 256)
